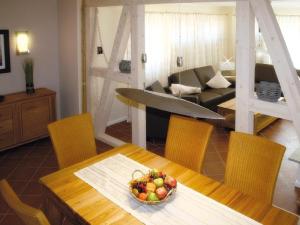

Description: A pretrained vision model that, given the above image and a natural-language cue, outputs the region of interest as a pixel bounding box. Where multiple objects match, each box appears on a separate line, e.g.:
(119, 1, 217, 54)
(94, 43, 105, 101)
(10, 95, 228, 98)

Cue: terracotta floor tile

(0, 167, 15, 180)
(0, 158, 22, 168)
(7, 167, 37, 181)
(20, 195, 43, 209)
(217, 151, 228, 163)
(204, 151, 222, 163)
(0, 197, 9, 214)
(32, 167, 57, 180)
(22, 181, 43, 195)
(40, 155, 58, 168)
(17, 157, 45, 168)
(203, 162, 225, 176)
(8, 181, 28, 195)
(0, 214, 24, 225)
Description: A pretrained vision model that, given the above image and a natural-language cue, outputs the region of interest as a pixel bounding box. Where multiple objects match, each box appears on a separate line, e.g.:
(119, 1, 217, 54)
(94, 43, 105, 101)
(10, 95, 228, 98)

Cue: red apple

(155, 187, 168, 199)
(164, 176, 177, 188)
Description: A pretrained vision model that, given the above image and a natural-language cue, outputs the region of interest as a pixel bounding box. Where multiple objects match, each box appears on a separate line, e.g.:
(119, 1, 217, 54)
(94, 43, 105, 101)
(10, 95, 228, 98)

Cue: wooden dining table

(40, 144, 299, 225)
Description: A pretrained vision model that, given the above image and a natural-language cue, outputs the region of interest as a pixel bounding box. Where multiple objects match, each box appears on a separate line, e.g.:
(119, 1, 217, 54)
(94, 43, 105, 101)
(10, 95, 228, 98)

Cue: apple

(147, 192, 159, 201)
(153, 178, 164, 187)
(150, 169, 159, 178)
(138, 193, 148, 201)
(132, 188, 139, 197)
(155, 187, 167, 200)
(164, 176, 177, 188)
(146, 182, 156, 192)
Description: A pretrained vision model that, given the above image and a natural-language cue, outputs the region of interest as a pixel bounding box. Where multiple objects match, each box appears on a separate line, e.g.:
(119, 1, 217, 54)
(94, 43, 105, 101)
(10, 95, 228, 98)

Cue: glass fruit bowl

(129, 169, 177, 205)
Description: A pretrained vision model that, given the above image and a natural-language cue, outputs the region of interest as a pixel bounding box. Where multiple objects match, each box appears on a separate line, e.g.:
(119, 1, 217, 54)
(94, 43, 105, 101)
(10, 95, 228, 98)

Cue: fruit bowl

(129, 169, 177, 205)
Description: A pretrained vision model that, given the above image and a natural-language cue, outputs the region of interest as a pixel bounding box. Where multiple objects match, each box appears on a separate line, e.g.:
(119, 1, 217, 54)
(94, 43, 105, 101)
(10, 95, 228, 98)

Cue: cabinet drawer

(20, 98, 51, 141)
(0, 119, 13, 135)
(0, 106, 13, 121)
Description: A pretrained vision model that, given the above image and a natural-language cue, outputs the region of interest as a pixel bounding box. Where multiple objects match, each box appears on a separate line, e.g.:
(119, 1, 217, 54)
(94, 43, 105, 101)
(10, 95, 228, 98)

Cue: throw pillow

(206, 71, 231, 89)
(170, 84, 201, 96)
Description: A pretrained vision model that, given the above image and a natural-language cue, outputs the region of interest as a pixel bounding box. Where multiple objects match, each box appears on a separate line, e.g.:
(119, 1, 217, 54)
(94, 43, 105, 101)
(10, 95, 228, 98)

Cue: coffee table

(217, 98, 278, 133)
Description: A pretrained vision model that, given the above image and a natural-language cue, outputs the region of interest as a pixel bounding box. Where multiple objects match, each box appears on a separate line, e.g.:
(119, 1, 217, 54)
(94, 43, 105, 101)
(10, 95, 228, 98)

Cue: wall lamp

(16, 31, 30, 55)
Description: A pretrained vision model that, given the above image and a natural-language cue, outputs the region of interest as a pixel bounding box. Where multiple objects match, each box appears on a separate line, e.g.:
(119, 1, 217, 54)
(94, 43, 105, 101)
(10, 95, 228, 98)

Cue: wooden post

(235, 0, 255, 134)
(250, 0, 300, 140)
(130, 4, 146, 147)
(93, 6, 131, 137)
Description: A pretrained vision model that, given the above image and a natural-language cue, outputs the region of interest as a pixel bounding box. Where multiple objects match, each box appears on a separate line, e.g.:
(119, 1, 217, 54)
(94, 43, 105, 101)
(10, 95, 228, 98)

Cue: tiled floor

(0, 119, 299, 224)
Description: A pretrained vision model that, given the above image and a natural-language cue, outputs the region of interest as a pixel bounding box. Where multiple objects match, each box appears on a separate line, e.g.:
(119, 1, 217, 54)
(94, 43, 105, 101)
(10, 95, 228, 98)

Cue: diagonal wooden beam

(250, 0, 300, 140)
(94, 6, 131, 136)
(235, 0, 255, 134)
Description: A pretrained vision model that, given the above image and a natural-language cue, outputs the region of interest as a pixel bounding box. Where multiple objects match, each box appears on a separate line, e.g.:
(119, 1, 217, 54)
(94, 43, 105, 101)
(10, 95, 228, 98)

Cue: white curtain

(255, 15, 300, 68)
(277, 16, 300, 69)
(144, 12, 229, 86)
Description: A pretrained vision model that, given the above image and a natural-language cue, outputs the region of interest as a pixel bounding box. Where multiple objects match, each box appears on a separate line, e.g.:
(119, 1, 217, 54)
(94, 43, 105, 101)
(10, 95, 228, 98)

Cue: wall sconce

(16, 31, 30, 55)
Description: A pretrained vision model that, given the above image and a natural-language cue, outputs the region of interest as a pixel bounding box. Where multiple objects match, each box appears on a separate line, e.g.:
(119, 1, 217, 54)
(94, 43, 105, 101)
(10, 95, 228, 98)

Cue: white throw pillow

(170, 84, 201, 96)
(206, 71, 231, 89)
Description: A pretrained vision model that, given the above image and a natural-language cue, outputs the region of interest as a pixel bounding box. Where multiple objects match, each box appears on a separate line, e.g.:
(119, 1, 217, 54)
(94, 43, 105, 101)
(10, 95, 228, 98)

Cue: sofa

(146, 65, 235, 140)
(146, 63, 300, 140)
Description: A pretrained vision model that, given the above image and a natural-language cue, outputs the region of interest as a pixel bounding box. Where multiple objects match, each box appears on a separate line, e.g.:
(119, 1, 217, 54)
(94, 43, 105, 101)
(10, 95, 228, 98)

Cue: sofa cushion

(194, 66, 215, 89)
(206, 71, 232, 89)
(197, 92, 222, 105)
(169, 69, 203, 89)
(208, 87, 235, 97)
(255, 63, 279, 83)
(170, 84, 201, 96)
(148, 81, 166, 93)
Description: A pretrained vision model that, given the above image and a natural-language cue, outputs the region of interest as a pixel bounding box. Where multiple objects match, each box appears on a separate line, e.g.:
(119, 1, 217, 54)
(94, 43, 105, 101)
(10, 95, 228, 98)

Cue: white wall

(91, 6, 130, 125)
(0, 0, 60, 116)
(58, 0, 82, 118)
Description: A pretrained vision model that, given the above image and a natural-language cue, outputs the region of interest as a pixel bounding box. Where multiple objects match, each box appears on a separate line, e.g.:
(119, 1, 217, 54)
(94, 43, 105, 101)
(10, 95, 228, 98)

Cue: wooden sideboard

(0, 88, 56, 151)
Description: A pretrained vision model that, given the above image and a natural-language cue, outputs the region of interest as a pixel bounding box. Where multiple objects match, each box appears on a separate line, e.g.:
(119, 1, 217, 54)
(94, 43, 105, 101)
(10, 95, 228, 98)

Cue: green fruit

(147, 192, 159, 201)
(151, 169, 159, 178)
(153, 178, 164, 187)
(132, 188, 139, 197)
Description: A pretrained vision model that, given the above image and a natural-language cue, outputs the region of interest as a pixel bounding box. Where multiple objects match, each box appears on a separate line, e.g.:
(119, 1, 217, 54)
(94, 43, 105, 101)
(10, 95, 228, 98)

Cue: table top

(40, 144, 299, 225)
(218, 98, 236, 111)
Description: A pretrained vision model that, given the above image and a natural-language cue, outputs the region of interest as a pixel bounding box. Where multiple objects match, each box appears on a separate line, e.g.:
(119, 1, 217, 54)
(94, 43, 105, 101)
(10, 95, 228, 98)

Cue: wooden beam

(91, 67, 132, 83)
(249, 98, 291, 121)
(130, 4, 146, 147)
(85, 0, 246, 7)
(250, 0, 300, 139)
(235, 0, 255, 134)
(93, 6, 131, 136)
(95, 133, 126, 147)
(86, 8, 98, 112)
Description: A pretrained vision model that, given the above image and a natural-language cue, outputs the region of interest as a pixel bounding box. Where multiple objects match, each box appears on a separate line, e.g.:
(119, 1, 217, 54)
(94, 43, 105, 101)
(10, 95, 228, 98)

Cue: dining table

(40, 144, 299, 225)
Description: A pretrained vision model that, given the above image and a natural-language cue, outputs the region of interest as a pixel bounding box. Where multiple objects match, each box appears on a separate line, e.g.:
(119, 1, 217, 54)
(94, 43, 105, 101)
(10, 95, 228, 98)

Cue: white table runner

(74, 154, 262, 225)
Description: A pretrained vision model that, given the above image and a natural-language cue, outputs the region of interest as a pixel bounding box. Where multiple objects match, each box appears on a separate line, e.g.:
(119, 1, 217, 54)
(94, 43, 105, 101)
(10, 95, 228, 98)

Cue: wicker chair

(48, 113, 97, 169)
(165, 115, 213, 172)
(0, 180, 50, 225)
(224, 131, 285, 203)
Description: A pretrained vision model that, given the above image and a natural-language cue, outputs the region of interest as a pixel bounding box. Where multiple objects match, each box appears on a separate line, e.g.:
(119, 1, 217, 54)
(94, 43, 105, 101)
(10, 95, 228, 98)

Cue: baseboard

(107, 116, 128, 126)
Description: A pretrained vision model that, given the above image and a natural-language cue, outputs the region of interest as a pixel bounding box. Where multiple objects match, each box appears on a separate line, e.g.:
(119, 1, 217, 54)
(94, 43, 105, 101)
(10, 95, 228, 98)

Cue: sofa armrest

(224, 76, 236, 87)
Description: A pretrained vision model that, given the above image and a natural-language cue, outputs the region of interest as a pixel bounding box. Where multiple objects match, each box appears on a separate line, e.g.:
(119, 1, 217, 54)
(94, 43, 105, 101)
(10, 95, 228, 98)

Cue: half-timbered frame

(82, 0, 300, 150)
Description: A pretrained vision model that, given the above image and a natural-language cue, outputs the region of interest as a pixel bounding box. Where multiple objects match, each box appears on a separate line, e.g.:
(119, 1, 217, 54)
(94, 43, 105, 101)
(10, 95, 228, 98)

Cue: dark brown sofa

(146, 65, 235, 140)
(168, 66, 235, 111)
(146, 63, 300, 140)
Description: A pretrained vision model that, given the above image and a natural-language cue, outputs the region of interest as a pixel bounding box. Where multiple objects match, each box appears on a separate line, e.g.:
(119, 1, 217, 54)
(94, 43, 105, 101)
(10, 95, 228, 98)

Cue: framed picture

(0, 30, 11, 73)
